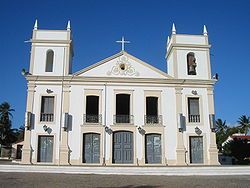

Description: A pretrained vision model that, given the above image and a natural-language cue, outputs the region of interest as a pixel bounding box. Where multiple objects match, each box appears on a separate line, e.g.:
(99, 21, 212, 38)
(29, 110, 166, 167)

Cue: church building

(21, 21, 219, 166)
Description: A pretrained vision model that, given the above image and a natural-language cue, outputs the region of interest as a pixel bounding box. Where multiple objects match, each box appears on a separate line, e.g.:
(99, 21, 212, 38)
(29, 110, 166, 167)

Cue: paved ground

(0, 172, 249, 188)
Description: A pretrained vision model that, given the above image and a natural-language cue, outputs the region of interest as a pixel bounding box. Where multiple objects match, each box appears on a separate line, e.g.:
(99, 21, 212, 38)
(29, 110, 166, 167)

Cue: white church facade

(21, 21, 219, 166)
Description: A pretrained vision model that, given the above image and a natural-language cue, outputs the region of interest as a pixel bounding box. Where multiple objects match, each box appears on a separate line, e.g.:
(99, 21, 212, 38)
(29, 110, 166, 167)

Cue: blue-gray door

(145, 134, 161, 164)
(83, 133, 100, 163)
(113, 131, 133, 164)
(190, 136, 203, 163)
(37, 136, 53, 162)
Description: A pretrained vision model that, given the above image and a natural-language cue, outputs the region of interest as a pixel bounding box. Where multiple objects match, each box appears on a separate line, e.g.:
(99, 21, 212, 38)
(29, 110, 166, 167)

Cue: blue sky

(0, 0, 249, 128)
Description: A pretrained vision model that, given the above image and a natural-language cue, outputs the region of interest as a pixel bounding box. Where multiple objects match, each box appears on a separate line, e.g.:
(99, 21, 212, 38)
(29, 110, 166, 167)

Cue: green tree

(0, 102, 18, 155)
(16, 125, 25, 142)
(215, 119, 228, 151)
(237, 115, 250, 135)
(223, 138, 250, 164)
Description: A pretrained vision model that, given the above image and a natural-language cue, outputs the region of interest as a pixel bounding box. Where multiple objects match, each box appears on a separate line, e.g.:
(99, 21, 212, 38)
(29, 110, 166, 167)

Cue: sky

(0, 0, 250, 128)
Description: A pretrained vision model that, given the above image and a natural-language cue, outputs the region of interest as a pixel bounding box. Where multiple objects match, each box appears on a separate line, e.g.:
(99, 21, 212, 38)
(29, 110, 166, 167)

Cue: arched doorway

(113, 131, 133, 164)
(145, 134, 161, 164)
(82, 133, 100, 163)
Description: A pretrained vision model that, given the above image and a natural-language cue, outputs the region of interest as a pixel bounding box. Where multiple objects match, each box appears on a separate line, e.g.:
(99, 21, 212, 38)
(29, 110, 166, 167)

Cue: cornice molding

(25, 75, 216, 86)
(166, 43, 211, 59)
(31, 39, 72, 44)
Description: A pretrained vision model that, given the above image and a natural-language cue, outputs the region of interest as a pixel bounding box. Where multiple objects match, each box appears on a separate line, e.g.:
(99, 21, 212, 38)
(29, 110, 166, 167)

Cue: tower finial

(67, 20, 71, 31)
(167, 36, 170, 44)
(172, 23, 176, 34)
(203, 25, 208, 36)
(34, 19, 38, 30)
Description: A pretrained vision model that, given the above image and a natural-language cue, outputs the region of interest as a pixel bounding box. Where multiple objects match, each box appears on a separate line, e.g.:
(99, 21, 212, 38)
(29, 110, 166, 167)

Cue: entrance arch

(112, 131, 133, 164)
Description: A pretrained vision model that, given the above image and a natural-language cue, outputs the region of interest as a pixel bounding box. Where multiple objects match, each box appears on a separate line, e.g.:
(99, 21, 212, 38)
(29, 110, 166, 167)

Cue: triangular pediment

(74, 51, 173, 79)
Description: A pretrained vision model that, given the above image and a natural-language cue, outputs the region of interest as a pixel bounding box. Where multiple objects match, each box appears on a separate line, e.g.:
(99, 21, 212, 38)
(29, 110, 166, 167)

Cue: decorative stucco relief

(107, 56, 139, 76)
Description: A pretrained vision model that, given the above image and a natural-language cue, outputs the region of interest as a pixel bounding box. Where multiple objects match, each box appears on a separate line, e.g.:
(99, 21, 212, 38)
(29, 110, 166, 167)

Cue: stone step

(0, 165, 250, 176)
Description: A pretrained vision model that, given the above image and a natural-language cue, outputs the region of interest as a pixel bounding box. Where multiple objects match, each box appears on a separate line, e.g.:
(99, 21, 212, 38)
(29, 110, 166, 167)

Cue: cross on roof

(116, 36, 130, 51)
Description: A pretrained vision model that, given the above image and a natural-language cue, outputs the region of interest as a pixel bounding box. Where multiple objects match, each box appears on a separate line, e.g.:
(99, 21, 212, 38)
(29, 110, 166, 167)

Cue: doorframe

(186, 133, 208, 165)
(80, 126, 103, 166)
(141, 127, 165, 165)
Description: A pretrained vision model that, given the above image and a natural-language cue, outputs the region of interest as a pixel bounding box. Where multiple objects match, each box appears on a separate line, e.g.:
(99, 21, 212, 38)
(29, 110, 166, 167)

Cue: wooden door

(113, 131, 133, 164)
(145, 134, 161, 164)
(190, 136, 203, 164)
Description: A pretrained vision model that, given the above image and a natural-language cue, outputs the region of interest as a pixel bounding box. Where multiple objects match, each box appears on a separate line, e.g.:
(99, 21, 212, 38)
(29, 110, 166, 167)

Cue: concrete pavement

(0, 172, 249, 188)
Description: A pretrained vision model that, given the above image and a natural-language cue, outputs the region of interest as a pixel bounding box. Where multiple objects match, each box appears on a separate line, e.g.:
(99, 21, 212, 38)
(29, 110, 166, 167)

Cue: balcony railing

(83, 114, 102, 124)
(40, 113, 54, 122)
(188, 114, 200, 123)
(144, 115, 162, 125)
(114, 115, 134, 124)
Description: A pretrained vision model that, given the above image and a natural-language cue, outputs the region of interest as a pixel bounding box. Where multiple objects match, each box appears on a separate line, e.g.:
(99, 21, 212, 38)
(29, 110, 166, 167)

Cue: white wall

(166, 34, 211, 80)
(176, 49, 209, 79)
(29, 81, 212, 163)
(30, 85, 62, 161)
(32, 46, 66, 76)
(66, 84, 181, 162)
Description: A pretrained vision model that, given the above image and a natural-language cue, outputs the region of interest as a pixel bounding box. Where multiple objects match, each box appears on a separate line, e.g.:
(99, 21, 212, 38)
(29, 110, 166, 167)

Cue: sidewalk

(0, 164, 250, 176)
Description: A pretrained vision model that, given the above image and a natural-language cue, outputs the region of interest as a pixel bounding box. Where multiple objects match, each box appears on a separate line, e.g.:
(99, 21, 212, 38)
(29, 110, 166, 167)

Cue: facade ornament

(46, 89, 53, 94)
(191, 90, 198, 95)
(195, 126, 202, 135)
(107, 56, 139, 76)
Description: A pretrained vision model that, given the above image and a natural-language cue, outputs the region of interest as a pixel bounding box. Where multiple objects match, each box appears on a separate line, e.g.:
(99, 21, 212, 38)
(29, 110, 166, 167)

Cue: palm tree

(237, 115, 250, 135)
(215, 119, 228, 134)
(215, 119, 229, 151)
(0, 102, 16, 157)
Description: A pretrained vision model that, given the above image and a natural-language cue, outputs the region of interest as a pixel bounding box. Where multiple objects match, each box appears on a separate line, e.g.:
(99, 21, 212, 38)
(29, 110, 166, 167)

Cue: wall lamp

(105, 126, 112, 135)
(21, 68, 31, 76)
(43, 125, 52, 134)
(195, 126, 202, 135)
(138, 126, 146, 135)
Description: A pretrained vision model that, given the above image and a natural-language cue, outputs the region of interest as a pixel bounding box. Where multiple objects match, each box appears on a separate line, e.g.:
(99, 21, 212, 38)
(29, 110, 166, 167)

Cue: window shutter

(189, 98, 199, 115)
(42, 96, 54, 114)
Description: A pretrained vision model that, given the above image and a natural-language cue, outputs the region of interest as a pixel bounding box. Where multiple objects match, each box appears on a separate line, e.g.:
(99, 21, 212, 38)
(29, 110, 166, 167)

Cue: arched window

(45, 50, 54, 72)
(187, 52, 197, 75)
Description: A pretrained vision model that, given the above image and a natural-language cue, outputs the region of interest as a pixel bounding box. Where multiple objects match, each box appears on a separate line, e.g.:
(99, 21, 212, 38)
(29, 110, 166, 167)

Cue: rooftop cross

(116, 36, 130, 51)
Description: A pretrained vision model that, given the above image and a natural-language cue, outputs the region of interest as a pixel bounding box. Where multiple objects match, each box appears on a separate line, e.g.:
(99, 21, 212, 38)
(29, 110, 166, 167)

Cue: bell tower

(166, 24, 212, 80)
(29, 20, 73, 76)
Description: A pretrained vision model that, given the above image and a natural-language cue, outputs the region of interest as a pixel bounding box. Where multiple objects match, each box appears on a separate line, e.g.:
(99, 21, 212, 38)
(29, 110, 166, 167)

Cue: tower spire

(172, 23, 176, 34)
(33, 19, 38, 30)
(67, 20, 71, 31)
(203, 25, 208, 36)
(167, 36, 170, 44)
